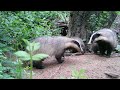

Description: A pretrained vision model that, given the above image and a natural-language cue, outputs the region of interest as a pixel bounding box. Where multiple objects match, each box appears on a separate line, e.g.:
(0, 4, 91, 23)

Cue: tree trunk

(111, 15, 120, 30)
(110, 14, 120, 44)
(68, 11, 93, 41)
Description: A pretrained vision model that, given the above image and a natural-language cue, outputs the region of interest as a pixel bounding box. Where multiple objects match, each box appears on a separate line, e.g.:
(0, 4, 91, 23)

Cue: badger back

(33, 36, 81, 56)
(33, 36, 64, 56)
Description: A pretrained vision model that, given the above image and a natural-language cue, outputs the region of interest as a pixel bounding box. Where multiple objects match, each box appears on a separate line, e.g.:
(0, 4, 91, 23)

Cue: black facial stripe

(92, 33, 101, 42)
(72, 40, 80, 48)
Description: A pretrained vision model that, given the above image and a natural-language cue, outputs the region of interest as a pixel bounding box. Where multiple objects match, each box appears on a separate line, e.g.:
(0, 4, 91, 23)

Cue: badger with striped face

(88, 28, 118, 57)
(28, 36, 84, 69)
(69, 37, 86, 54)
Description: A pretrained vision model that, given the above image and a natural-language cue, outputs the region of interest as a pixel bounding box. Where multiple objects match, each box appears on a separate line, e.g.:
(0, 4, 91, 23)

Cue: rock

(104, 73, 119, 79)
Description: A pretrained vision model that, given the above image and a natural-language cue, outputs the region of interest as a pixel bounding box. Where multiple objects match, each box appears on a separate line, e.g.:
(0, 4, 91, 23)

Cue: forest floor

(32, 53, 120, 79)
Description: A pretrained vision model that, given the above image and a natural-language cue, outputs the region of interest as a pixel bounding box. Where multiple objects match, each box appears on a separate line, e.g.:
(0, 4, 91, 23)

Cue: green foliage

(0, 11, 69, 51)
(32, 54, 49, 61)
(14, 51, 30, 61)
(54, 11, 70, 22)
(71, 69, 87, 79)
(115, 45, 120, 52)
(0, 50, 19, 79)
(59, 68, 88, 79)
(14, 39, 49, 79)
(115, 11, 120, 15)
(88, 11, 114, 31)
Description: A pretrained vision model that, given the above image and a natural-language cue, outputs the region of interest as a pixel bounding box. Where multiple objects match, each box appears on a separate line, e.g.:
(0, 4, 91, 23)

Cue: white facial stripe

(88, 32, 97, 44)
(79, 44, 84, 52)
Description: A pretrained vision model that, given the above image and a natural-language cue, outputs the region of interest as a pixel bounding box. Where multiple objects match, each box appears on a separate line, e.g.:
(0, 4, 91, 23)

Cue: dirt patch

(32, 53, 120, 79)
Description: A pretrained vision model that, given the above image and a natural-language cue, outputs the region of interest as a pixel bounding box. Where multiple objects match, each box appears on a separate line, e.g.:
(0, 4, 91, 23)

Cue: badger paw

(35, 65, 45, 69)
(57, 59, 64, 63)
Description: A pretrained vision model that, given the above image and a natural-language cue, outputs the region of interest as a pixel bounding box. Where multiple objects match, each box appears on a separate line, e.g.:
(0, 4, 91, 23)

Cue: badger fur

(31, 36, 84, 69)
(90, 42, 99, 54)
(88, 28, 118, 57)
(69, 37, 85, 54)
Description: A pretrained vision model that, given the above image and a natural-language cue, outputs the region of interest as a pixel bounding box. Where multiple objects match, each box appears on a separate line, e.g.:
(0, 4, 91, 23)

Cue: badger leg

(99, 46, 106, 56)
(55, 55, 64, 63)
(93, 49, 98, 54)
(106, 48, 112, 58)
(92, 46, 99, 54)
(33, 61, 45, 69)
(55, 52, 65, 63)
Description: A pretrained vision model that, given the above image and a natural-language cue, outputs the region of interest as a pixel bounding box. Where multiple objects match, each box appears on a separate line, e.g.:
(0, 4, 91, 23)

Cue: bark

(68, 11, 93, 41)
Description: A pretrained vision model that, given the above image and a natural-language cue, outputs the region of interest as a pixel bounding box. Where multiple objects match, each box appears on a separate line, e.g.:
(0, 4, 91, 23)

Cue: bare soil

(32, 53, 120, 79)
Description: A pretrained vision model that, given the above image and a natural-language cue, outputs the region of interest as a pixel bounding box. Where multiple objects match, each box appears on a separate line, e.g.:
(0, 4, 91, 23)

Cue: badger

(89, 42, 99, 54)
(68, 37, 86, 54)
(88, 28, 118, 57)
(31, 36, 84, 69)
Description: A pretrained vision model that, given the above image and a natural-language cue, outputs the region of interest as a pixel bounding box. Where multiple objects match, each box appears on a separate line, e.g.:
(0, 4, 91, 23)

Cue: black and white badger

(31, 36, 85, 69)
(88, 28, 118, 57)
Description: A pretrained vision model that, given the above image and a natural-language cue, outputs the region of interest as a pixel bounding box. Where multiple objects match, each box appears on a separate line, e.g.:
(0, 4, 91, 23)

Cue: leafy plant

(14, 39, 49, 79)
(71, 69, 87, 79)
(115, 11, 120, 15)
(115, 45, 120, 53)
(0, 50, 17, 79)
(59, 68, 88, 79)
(88, 11, 115, 32)
(0, 11, 69, 51)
